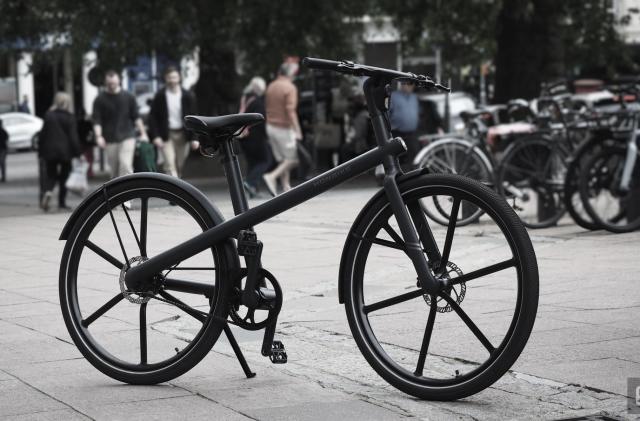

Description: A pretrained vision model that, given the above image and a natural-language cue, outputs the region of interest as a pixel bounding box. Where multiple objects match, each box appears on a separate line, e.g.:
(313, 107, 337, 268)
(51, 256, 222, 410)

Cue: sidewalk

(0, 153, 639, 420)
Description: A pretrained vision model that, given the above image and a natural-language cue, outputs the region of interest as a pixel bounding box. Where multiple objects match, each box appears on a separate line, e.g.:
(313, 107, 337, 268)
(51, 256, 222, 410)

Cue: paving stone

(0, 379, 67, 417)
(1, 166, 639, 419)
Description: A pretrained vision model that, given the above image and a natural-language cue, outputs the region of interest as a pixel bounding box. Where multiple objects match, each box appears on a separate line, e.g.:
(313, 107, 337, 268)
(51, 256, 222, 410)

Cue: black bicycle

(58, 58, 539, 401)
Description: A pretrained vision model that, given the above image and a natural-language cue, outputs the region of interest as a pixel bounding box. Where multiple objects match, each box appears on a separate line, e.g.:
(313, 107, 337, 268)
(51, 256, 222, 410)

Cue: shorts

(266, 124, 298, 162)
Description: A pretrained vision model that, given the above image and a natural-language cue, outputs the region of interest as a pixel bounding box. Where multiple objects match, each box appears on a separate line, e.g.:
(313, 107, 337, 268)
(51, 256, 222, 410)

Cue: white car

(0, 112, 43, 151)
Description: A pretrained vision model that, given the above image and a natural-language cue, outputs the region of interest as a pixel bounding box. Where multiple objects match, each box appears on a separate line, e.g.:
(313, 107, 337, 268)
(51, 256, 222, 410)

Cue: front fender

(337, 167, 429, 304)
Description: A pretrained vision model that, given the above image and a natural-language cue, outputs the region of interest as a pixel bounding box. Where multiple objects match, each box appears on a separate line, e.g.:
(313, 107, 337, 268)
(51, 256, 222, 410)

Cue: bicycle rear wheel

(341, 174, 538, 400)
(59, 176, 234, 384)
(579, 145, 640, 233)
(497, 138, 566, 229)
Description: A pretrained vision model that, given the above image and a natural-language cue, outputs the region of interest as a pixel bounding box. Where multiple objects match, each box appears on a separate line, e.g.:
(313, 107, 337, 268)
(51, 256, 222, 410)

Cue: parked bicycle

(415, 97, 575, 229)
(58, 58, 539, 401)
(578, 109, 640, 233)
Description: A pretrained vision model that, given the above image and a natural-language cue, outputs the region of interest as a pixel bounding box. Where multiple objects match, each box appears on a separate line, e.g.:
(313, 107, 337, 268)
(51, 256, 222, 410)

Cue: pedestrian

(77, 108, 95, 178)
(262, 60, 302, 196)
(389, 81, 421, 168)
(238, 76, 271, 198)
(39, 92, 81, 211)
(0, 119, 7, 182)
(92, 70, 148, 183)
(18, 95, 30, 114)
(148, 66, 199, 178)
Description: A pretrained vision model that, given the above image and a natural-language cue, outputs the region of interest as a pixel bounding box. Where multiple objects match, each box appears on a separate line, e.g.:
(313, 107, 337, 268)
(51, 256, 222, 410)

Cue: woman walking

(39, 92, 80, 211)
(238, 77, 271, 197)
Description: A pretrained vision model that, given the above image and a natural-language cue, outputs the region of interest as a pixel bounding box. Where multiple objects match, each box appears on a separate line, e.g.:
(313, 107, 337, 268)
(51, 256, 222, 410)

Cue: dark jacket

(0, 125, 7, 151)
(148, 87, 197, 141)
(39, 109, 80, 161)
(238, 94, 269, 160)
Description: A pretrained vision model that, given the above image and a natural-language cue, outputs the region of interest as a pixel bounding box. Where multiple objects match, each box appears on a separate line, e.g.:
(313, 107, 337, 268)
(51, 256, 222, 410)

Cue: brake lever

(412, 74, 451, 92)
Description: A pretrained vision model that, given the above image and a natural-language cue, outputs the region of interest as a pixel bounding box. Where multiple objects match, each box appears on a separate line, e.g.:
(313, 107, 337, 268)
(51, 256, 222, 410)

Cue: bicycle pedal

(269, 340, 287, 364)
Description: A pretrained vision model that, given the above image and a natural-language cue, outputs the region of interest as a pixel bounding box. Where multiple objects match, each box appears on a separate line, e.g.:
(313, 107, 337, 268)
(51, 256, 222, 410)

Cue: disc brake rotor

(424, 261, 465, 313)
(119, 256, 152, 304)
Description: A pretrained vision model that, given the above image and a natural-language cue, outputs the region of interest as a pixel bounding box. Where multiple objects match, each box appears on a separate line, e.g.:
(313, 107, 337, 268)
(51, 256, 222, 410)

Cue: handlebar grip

(302, 57, 342, 71)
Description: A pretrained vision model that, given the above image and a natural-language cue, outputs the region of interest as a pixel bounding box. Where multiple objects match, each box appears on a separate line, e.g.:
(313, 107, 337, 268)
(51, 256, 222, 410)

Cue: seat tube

(220, 139, 250, 216)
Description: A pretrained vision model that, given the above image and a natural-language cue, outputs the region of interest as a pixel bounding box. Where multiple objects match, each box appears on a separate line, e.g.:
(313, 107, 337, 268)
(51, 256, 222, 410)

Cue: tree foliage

(0, 0, 635, 106)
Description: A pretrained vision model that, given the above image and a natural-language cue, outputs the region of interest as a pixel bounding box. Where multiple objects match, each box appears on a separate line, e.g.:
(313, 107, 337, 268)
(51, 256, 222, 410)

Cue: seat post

(220, 138, 250, 216)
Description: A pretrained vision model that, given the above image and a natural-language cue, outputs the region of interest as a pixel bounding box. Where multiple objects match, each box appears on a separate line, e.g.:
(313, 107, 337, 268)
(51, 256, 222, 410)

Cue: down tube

(124, 138, 407, 285)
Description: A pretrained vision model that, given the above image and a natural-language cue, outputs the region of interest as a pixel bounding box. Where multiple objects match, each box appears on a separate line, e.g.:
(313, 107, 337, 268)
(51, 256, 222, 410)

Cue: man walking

(389, 81, 420, 169)
(262, 60, 302, 195)
(148, 66, 199, 178)
(92, 70, 148, 180)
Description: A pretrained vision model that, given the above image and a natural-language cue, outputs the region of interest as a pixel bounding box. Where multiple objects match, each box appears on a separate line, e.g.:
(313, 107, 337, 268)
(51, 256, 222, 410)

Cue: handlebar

(302, 57, 451, 92)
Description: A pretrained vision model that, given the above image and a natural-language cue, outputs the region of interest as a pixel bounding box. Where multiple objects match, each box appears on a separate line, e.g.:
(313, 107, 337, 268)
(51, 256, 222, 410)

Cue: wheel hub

(424, 261, 465, 313)
(119, 256, 153, 304)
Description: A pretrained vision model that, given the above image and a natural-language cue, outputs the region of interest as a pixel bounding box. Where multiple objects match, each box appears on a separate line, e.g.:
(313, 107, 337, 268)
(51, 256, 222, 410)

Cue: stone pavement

(0, 151, 639, 420)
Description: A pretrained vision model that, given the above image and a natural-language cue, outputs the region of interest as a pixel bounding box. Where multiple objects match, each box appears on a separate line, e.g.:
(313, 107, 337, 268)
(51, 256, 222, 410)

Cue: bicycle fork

(382, 174, 445, 294)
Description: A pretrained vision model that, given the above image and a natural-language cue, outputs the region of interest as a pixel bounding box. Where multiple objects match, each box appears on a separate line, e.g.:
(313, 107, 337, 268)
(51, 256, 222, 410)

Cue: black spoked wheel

(342, 174, 538, 400)
(563, 138, 604, 231)
(417, 140, 492, 227)
(579, 145, 640, 233)
(59, 176, 232, 384)
(497, 138, 566, 229)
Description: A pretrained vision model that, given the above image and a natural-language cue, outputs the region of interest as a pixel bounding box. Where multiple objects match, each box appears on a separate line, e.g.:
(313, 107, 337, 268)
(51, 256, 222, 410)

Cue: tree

(383, 0, 633, 102)
(47, 0, 369, 113)
(493, 0, 633, 102)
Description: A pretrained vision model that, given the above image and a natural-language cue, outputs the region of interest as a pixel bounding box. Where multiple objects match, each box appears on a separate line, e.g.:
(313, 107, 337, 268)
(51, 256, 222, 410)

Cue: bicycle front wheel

(341, 174, 538, 400)
(59, 175, 234, 384)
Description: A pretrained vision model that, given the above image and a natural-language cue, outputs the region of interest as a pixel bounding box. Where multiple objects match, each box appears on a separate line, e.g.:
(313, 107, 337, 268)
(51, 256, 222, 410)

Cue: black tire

(342, 174, 539, 400)
(416, 140, 491, 227)
(496, 138, 566, 229)
(59, 176, 232, 384)
(563, 139, 602, 231)
(579, 145, 640, 233)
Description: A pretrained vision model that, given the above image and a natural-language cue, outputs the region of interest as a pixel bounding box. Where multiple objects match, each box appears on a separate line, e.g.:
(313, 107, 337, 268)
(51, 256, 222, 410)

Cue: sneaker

(124, 200, 132, 210)
(262, 174, 277, 197)
(41, 191, 52, 212)
(58, 204, 72, 211)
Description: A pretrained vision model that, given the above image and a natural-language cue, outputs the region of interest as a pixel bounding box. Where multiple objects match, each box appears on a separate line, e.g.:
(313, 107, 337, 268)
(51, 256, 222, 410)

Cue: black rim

(64, 186, 222, 373)
(349, 183, 526, 387)
(499, 141, 566, 228)
(581, 148, 640, 231)
(420, 143, 489, 225)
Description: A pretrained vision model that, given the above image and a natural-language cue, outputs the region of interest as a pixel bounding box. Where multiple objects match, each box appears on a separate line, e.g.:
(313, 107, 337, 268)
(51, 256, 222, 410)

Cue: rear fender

(59, 172, 240, 275)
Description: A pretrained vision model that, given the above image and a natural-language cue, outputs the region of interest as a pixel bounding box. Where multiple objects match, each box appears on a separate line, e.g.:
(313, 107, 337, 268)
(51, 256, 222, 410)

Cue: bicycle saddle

(184, 113, 264, 138)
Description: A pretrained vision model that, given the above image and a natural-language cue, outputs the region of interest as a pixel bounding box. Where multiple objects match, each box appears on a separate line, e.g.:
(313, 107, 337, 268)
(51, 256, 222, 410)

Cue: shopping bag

(65, 157, 89, 196)
(134, 140, 157, 172)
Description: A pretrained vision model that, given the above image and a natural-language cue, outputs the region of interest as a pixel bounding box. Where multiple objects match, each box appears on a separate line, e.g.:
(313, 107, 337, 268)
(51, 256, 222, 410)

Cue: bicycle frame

(125, 77, 445, 296)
